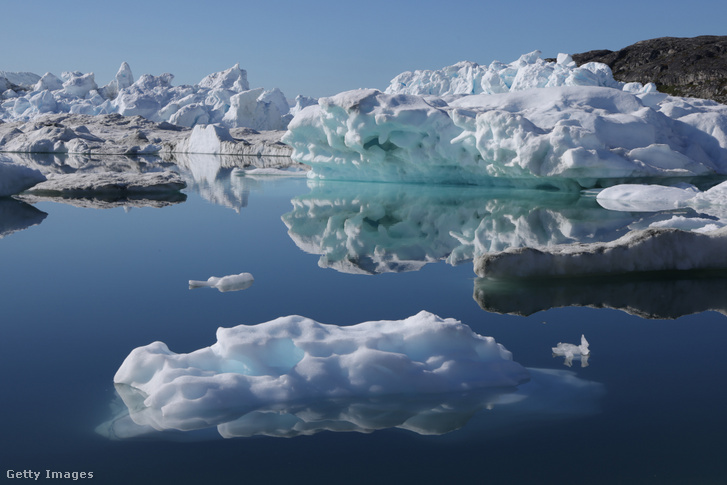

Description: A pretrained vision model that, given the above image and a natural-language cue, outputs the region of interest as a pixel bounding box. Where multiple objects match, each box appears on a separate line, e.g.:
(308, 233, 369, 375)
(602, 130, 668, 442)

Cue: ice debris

(113, 311, 530, 432)
(188, 272, 254, 292)
(552, 335, 590, 367)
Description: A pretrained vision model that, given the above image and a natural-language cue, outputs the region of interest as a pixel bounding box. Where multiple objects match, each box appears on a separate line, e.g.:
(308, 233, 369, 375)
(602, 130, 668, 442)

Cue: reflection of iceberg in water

(0, 198, 47, 238)
(100, 367, 603, 441)
(282, 180, 671, 274)
(473, 273, 727, 319)
(99, 311, 603, 440)
(173, 152, 304, 211)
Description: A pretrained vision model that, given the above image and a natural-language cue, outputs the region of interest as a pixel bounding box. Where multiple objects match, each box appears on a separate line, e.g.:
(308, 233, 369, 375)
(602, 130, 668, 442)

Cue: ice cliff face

(0, 63, 291, 130)
(284, 86, 727, 188)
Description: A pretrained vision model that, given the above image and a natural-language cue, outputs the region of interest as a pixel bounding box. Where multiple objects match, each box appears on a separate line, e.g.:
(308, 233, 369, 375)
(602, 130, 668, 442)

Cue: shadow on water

(473, 272, 727, 319)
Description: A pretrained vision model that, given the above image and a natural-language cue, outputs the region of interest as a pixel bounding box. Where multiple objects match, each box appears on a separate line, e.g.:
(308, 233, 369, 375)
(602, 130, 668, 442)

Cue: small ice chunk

(189, 272, 254, 292)
(552, 335, 590, 367)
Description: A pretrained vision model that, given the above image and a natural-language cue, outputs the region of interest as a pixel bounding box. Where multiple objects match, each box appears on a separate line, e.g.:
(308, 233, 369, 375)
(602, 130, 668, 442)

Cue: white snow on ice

(596, 180, 727, 232)
(385, 51, 655, 97)
(284, 86, 727, 187)
(113, 311, 530, 432)
(1, 63, 291, 130)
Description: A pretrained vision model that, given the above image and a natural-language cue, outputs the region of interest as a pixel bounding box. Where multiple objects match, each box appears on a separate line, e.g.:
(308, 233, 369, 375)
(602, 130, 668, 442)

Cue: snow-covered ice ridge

(1, 63, 297, 130)
(385, 51, 655, 97)
(285, 52, 727, 188)
(113, 311, 529, 433)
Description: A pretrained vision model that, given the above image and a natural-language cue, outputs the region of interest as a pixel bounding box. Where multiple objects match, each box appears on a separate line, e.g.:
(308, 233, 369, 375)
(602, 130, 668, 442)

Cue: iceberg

(283, 86, 727, 188)
(474, 226, 727, 279)
(24, 171, 186, 196)
(0, 160, 46, 196)
(0, 62, 291, 130)
(113, 311, 530, 433)
(596, 180, 727, 232)
(188, 272, 254, 292)
(385, 51, 651, 96)
(552, 335, 590, 368)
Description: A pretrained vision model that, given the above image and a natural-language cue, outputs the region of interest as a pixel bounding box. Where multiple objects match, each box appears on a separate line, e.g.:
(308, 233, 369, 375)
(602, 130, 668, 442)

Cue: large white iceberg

(283, 86, 727, 188)
(1, 63, 291, 130)
(113, 311, 530, 433)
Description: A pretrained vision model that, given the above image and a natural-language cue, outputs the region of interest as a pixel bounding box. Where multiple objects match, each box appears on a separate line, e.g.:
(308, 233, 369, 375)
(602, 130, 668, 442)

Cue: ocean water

(2, 158, 727, 484)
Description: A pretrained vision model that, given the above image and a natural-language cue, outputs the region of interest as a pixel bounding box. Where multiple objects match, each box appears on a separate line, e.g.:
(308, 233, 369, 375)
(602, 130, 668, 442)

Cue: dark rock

(569, 36, 727, 103)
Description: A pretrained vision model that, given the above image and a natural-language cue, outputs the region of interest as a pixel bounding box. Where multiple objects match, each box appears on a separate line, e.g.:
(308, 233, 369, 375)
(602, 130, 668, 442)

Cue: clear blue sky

(2, 0, 725, 100)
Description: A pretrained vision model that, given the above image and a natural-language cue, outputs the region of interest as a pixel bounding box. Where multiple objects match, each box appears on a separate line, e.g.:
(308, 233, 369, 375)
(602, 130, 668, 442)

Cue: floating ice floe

(188, 272, 254, 292)
(474, 226, 727, 279)
(113, 311, 530, 433)
(552, 335, 590, 368)
(283, 85, 727, 188)
(0, 160, 46, 196)
(596, 180, 727, 232)
(25, 171, 186, 196)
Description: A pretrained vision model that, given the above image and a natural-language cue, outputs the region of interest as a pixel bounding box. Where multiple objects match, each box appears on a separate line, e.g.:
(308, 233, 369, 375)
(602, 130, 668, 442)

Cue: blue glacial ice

(283, 86, 727, 188)
(282, 181, 701, 274)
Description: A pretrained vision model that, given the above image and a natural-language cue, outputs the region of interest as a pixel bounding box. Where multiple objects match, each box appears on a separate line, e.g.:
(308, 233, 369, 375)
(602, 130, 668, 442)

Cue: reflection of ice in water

(99, 367, 603, 441)
(553, 335, 590, 368)
(473, 274, 727, 319)
(283, 180, 724, 275)
(0, 198, 47, 238)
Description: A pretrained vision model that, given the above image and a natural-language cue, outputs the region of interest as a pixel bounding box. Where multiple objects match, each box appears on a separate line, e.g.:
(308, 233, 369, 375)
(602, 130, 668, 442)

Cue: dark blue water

(2, 170, 727, 484)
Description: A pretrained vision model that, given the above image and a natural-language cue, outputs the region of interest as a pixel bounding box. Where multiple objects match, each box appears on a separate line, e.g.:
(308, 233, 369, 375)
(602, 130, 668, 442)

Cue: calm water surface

(2, 160, 726, 484)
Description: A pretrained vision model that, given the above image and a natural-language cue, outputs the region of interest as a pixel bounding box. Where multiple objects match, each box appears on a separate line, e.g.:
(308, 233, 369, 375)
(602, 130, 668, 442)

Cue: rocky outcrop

(568, 36, 727, 103)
